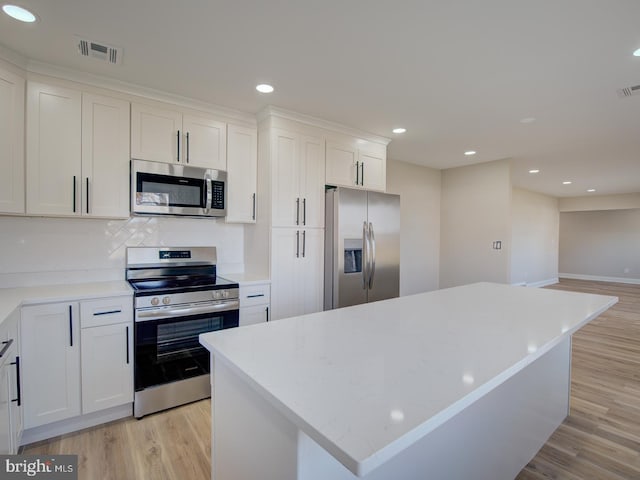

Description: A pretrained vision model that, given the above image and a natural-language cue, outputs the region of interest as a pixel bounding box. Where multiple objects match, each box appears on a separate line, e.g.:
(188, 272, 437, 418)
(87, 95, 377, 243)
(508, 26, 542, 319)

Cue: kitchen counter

(219, 272, 270, 285)
(200, 282, 617, 480)
(0, 281, 133, 324)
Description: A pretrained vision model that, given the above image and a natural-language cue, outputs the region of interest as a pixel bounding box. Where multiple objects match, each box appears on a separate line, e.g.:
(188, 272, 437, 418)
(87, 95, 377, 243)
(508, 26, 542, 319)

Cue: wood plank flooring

(23, 279, 640, 479)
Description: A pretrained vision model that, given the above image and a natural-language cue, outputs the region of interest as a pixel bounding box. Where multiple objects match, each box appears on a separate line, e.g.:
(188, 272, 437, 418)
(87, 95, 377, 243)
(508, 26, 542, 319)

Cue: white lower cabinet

(271, 228, 324, 321)
(21, 302, 81, 429)
(21, 295, 133, 430)
(80, 297, 133, 414)
(0, 308, 23, 454)
(239, 283, 271, 327)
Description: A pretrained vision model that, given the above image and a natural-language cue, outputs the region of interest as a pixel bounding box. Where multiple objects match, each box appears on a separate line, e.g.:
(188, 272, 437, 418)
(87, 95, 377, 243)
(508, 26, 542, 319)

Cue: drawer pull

(93, 309, 122, 316)
(246, 294, 265, 298)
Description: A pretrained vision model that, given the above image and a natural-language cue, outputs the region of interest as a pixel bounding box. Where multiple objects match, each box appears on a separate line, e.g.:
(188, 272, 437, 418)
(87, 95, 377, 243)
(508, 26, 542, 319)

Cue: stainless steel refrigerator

(324, 187, 400, 309)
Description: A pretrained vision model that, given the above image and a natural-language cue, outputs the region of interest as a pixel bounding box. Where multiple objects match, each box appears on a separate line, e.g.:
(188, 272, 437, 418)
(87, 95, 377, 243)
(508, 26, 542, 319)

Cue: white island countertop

(200, 282, 617, 476)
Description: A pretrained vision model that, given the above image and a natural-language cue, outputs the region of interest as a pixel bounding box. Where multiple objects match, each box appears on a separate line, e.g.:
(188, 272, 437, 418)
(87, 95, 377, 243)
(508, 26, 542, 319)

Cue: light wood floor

(23, 279, 640, 480)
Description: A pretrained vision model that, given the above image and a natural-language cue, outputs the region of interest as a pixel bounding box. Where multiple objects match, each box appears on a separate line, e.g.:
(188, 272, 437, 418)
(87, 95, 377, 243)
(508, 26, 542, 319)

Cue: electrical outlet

(492, 241, 502, 250)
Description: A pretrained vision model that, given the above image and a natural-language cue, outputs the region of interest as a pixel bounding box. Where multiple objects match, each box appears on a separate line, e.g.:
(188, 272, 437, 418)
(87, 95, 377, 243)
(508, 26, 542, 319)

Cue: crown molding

(0, 44, 28, 69)
(258, 106, 391, 146)
(22, 58, 256, 125)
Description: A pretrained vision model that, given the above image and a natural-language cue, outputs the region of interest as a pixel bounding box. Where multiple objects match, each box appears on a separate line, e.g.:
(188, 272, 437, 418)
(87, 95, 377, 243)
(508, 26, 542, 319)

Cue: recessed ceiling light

(562, 181, 572, 185)
(633, 48, 640, 57)
(392, 128, 406, 134)
(255, 84, 274, 94)
(528, 169, 540, 174)
(520, 117, 536, 124)
(2, 4, 36, 22)
(587, 188, 596, 192)
(464, 151, 476, 156)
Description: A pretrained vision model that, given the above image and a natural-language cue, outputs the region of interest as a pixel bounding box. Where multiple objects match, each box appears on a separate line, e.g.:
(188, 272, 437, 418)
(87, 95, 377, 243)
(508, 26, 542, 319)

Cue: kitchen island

(200, 282, 617, 480)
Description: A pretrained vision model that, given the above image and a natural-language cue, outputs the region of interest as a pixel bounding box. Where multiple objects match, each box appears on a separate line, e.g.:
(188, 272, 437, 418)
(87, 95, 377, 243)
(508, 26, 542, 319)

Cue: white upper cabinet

(0, 66, 25, 214)
(26, 82, 82, 216)
(271, 129, 325, 228)
(26, 82, 130, 218)
(226, 124, 257, 223)
(131, 103, 227, 170)
(81, 93, 130, 217)
(326, 138, 387, 192)
(182, 114, 226, 170)
(130, 103, 181, 164)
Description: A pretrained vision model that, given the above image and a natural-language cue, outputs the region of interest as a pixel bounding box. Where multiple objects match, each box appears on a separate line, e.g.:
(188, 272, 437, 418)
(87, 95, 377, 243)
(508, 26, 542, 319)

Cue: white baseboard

(559, 273, 640, 285)
(511, 278, 559, 288)
(20, 403, 133, 447)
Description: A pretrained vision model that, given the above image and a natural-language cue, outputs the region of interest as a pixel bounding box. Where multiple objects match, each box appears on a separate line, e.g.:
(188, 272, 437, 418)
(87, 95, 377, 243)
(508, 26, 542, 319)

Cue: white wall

(0, 216, 244, 288)
(559, 209, 640, 283)
(386, 159, 441, 295)
(510, 188, 559, 287)
(559, 193, 640, 212)
(440, 159, 511, 288)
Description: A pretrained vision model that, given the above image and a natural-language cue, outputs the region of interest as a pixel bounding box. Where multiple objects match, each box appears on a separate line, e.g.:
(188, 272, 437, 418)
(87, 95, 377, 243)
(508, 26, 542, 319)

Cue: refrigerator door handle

(362, 221, 368, 290)
(368, 222, 376, 289)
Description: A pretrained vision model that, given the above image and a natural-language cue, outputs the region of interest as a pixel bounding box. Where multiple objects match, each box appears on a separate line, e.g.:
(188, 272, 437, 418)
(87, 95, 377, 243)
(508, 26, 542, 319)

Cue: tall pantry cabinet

(254, 114, 326, 321)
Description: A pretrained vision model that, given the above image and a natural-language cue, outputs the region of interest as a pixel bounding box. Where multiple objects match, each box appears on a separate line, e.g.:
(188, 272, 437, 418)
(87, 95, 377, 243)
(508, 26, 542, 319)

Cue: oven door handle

(136, 300, 239, 322)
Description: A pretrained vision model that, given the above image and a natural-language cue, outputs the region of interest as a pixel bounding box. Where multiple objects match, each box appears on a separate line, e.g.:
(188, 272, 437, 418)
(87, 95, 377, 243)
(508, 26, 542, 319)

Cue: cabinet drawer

(239, 284, 271, 307)
(80, 296, 133, 328)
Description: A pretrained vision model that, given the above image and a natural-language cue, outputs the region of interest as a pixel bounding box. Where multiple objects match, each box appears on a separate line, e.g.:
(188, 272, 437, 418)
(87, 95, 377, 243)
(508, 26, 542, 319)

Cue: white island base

(202, 283, 616, 480)
(212, 336, 570, 480)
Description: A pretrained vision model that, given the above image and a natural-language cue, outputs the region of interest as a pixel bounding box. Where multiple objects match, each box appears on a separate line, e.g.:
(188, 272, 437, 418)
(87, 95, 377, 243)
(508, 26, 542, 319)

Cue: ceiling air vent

(617, 84, 640, 98)
(75, 36, 122, 65)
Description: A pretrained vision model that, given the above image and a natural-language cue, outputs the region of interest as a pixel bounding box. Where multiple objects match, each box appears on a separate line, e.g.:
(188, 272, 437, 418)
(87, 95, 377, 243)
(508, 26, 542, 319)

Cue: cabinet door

(182, 114, 226, 170)
(299, 135, 325, 228)
(359, 149, 386, 192)
(131, 103, 182, 163)
(0, 361, 10, 454)
(26, 82, 82, 215)
(270, 228, 301, 320)
(226, 124, 257, 223)
(81, 93, 130, 218)
(81, 322, 133, 414)
(0, 67, 25, 214)
(325, 142, 357, 188)
(271, 130, 301, 228)
(298, 229, 325, 315)
(239, 305, 270, 327)
(21, 303, 81, 428)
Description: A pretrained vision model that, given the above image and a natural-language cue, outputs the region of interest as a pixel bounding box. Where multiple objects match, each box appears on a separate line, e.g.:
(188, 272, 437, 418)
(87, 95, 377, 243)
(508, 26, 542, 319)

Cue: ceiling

(1, 0, 640, 197)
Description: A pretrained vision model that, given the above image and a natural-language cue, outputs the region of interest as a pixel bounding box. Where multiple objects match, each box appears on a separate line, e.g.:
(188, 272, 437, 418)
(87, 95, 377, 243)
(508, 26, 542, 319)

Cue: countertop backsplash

(0, 215, 245, 288)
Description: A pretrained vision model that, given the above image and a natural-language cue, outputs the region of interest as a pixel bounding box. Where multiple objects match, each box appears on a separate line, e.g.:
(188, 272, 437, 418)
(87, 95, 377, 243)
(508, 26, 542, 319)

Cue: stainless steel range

(126, 246, 239, 418)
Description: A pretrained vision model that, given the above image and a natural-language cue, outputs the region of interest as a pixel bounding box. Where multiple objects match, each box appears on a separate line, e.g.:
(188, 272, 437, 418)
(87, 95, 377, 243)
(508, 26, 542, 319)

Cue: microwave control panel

(212, 181, 225, 209)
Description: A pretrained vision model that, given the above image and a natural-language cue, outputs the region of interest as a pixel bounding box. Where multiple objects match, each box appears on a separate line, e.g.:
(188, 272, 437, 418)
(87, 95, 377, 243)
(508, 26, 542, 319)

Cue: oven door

(134, 300, 239, 391)
(131, 159, 226, 217)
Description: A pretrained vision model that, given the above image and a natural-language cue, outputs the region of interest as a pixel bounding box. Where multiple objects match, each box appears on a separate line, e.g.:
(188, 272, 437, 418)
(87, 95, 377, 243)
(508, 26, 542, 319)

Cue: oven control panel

(134, 288, 239, 309)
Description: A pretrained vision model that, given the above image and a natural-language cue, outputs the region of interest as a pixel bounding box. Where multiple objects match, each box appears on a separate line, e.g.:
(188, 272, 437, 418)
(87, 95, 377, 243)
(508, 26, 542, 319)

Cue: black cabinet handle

(177, 130, 181, 162)
(72, 176, 77, 212)
(302, 198, 306, 226)
(360, 162, 364, 186)
(10, 356, 21, 406)
(93, 309, 122, 316)
(252, 193, 256, 220)
(296, 231, 300, 258)
(295, 198, 300, 225)
(356, 161, 360, 185)
(302, 230, 306, 258)
(265, 306, 269, 322)
(86, 177, 90, 213)
(126, 326, 130, 364)
(68, 305, 73, 347)
(0, 339, 13, 358)
(246, 293, 265, 298)
(186, 131, 190, 163)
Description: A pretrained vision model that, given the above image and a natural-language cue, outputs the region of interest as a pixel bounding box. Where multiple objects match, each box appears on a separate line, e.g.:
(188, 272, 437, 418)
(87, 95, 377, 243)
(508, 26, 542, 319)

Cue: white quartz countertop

(0, 281, 132, 323)
(200, 282, 617, 476)
(220, 273, 270, 285)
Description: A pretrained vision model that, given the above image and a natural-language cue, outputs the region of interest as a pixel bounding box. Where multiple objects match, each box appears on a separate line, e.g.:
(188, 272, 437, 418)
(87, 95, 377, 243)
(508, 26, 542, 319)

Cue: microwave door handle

(205, 178, 212, 211)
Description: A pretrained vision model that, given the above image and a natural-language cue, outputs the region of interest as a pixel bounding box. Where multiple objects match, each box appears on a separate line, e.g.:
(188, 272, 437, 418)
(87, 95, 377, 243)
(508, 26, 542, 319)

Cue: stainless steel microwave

(131, 159, 226, 217)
